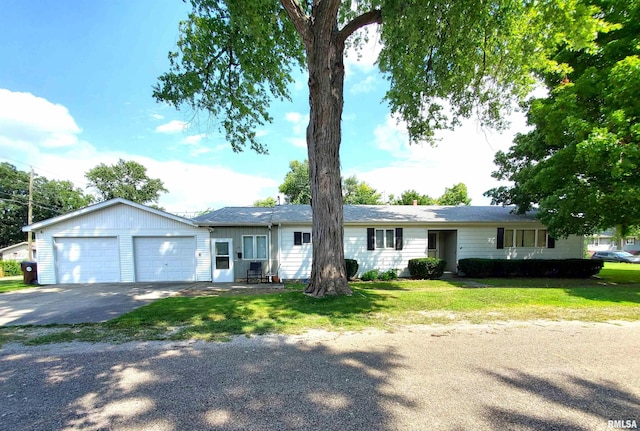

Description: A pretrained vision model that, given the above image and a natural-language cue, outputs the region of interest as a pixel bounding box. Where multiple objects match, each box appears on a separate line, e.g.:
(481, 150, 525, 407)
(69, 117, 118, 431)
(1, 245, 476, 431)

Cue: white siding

(32, 203, 211, 284)
(278, 223, 584, 280)
(34, 234, 56, 285)
(344, 226, 428, 277)
(279, 225, 313, 279)
(457, 226, 584, 261)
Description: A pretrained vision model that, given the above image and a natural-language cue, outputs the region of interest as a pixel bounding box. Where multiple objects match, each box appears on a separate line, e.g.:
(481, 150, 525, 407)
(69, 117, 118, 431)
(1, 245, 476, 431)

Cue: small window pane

(215, 242, 229, 256)
(516, 229, 535, 247)
(216, 256, 230, 269)
(505, 230, 514, 247)
(256, 236, 267, 259)
(386, 229, 394, 248)
(428, 233, 437, 250)
(303, 232, 311, 243)
(375, 230, 384, 249)
(243, 236, 254, 259)
(537, 230, 547, 248)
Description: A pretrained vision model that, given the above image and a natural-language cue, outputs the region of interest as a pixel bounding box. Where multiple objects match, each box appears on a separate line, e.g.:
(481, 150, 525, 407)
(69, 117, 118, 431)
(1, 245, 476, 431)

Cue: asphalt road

(1, 321, 639, 430)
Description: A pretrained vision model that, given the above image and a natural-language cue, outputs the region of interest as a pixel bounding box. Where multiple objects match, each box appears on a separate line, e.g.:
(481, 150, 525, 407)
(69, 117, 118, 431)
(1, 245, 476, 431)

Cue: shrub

(360, 269, 380, 281)
(344, 259, 359, 280)
(457, 258, 603, 278)
(0, 260, 22, 277)
(378, 268, 399, 281)
(408, 258, 446, 279)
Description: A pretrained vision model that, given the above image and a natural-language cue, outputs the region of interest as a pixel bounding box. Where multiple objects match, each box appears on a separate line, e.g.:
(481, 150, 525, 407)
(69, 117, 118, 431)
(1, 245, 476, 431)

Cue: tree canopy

(0, 163, 93, 249)
(485, 0, 640, 238)
(389, 184, 471, 206)
(279, 159, 311, 204)
(85, 159, 168, 207)
(155, 0, 604, 296)
(342, 175, 382, 205)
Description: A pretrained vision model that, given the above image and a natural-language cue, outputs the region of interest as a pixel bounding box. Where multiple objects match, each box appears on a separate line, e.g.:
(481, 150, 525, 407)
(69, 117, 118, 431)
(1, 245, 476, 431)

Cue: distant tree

(391, 189, 435, 205)
(254, 197, 277, 207)
(279, 160, 311, 204)
(342, 175, 382, 205)
(485, 0, 639, 238)
(0, 163, 93, 248)
(85, 159, 168, 206)
(437, 183, 471, 206)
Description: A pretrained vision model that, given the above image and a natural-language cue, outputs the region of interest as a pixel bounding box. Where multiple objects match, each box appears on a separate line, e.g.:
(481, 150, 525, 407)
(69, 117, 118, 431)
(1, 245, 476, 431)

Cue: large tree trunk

(303, 8, 352, 297)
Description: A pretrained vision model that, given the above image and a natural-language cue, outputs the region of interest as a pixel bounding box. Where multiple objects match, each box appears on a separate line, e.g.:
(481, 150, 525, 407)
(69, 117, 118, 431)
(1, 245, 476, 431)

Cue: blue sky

(0, 1, 528, 215)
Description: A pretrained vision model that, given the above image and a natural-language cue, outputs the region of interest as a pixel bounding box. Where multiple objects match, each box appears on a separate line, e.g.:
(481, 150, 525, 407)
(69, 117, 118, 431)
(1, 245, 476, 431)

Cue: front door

(213, 239, 234, 282)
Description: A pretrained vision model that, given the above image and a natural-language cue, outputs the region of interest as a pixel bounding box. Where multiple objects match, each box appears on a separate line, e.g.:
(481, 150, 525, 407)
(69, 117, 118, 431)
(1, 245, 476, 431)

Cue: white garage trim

(133, 236, 196, 282)
(55, 237, 120, 284)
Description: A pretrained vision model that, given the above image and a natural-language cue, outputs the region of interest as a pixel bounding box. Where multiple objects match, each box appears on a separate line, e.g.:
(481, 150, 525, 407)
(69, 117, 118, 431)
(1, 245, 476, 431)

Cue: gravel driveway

(1, 321, 638, 430)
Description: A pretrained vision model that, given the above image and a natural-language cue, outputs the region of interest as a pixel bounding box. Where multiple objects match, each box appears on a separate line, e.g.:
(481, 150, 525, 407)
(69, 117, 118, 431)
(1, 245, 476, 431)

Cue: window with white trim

(626, 237, 636, 245)
(367, 228, 403, 250)
(294, 231, 312, 246)
(243, 235, 267, 259)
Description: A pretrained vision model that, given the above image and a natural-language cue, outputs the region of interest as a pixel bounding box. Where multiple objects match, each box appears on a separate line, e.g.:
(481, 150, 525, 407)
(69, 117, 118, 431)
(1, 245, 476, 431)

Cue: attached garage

(55, 237, 120, 283)
(133, 236, 196, 282)
(23, 198, 212, 285)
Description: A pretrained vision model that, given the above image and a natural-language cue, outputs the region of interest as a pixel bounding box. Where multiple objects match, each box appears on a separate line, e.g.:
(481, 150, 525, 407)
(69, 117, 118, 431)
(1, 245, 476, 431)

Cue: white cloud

(155, 120, 189, 134)
(344, 27, 382, 75)
(183, 133, 207, 145)
(284, 111, 309, 149)
(347, 113, 529, 205)
(0, 90, 282, 213)
(350, 75, 377, 94)
(0, 88, 81, 148)
(151, 113, 164, 120)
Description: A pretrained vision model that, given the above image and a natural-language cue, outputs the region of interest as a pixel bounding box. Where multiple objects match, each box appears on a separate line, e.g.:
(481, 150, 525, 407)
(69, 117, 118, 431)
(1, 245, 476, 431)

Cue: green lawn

(0, 276, 33, 293)
(8, 262, 638, 346)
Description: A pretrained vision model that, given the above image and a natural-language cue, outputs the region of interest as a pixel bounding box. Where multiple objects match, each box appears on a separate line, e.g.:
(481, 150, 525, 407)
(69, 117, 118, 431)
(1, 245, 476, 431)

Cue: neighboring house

(587, 229, 639, 255)
(23, 198, 584, 285)
(0, 242, 36, 261)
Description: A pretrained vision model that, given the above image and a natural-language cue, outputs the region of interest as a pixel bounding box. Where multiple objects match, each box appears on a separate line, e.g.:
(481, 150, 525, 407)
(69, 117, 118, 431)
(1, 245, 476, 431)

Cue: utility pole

(27, 167, 34, 261)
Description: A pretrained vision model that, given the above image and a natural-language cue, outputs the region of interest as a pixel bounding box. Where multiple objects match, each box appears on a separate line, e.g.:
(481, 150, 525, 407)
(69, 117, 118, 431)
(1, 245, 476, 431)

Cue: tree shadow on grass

(108, 288, 392, 340)
(478, 368, 640, 431)
(0, 338, 414, 430)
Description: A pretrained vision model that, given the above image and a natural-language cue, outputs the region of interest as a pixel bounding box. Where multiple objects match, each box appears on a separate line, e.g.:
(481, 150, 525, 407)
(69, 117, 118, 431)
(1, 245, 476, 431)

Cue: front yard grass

(2, 262, 639, 346)
(0, 276, 33, 293)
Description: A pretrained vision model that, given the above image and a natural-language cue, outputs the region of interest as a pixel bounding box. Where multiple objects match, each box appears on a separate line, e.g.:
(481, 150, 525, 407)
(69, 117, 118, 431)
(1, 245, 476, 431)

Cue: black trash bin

(20, 261, 38, 285)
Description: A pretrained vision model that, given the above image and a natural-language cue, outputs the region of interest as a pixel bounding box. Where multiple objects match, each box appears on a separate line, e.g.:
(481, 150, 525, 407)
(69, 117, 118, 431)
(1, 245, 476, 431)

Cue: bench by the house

(247, 261, 266, 283)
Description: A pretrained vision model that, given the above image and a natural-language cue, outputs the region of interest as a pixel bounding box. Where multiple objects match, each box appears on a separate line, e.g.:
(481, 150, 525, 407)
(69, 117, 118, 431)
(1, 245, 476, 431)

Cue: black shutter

(547, 236, 555, 249)
(395, 228, 403, 250)
(497, 227, 505, 249)
(294, 232, 302, 246)
(367, 228, 375, 250)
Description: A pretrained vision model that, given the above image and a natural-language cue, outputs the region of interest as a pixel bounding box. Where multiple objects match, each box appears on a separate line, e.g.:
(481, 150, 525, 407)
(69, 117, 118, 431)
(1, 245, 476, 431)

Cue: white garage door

(55, 237, 120, 284)
(134, 236, 196, 282)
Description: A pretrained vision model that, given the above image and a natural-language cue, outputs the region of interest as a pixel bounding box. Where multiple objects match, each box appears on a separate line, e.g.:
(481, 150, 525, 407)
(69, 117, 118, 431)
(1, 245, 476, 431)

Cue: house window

(367, 228, 403, 250)
(243, 235, 267, 259)
(497, 228, 552, 248)
(294, 232, 311, 245)
(375, 229, 394, 249)
(626, 238, 636, 245)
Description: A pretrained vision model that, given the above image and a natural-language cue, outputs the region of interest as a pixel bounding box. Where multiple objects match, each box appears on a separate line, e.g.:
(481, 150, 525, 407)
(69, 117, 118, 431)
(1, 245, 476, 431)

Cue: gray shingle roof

(193, 205, 538, 225)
